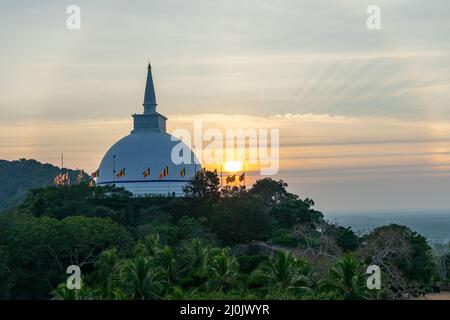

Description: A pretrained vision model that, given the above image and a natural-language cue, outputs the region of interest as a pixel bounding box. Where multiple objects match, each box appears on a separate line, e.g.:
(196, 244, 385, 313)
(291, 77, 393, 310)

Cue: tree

(292, 223, 342, 276)
(178, 238, 211, 287)
(136, 218, 179, 245)
(250, 178, 289, 206)
(211, 194, 272, 244)
(333, 226, 360, 251)
(57, 216, 134, 267)
(89, 248, 125, 299)
(135, 234, 162, 258)
(203, 248, 240, 292)
(434, 243, 450, 284)
(358, 224, 436, 296)
(120, 256, 165, 300)
(51, 282, 99, 300)
(176, 216, 215, 244)
(183, 170, 220, 199)
(0, 215, 133, 299)
(220, 185, 246, 198)
(19, 184, 132, 222)
(321, 254, 371, 300)
(251, 251, 312, 297)
(154, 246, 181, 287)
(270, 198, 323, 229)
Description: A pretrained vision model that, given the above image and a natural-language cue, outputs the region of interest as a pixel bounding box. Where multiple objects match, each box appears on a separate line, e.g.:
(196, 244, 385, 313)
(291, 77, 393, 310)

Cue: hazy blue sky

(0, 0, 449, 212)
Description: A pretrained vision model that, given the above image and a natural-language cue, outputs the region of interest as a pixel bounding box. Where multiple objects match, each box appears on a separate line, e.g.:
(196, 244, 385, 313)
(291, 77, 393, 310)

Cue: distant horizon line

(324, 208, 450, 216)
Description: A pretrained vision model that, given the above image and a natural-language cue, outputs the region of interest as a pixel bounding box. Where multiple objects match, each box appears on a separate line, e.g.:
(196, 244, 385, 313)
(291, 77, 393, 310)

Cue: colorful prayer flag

(159, 166, 169, 179)
(143, 167, 151, 178)
(91, 169, 99, 178)
(116, 168, 125, 178)
(226, 174, 236, 183)
(77, 170, 84, 183)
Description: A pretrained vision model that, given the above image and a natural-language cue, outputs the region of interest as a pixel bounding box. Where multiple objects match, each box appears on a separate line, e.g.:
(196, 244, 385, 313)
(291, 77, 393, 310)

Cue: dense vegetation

(0, 159, 83, 211)
(0, 169, 448, 300)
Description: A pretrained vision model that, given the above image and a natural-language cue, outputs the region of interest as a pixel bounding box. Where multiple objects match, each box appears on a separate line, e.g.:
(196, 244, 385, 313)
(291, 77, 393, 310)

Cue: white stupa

(96, 63, 200, 196)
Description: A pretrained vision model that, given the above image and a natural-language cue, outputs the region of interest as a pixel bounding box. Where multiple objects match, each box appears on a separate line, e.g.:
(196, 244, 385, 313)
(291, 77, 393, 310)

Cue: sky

(0, 0, 449, 212)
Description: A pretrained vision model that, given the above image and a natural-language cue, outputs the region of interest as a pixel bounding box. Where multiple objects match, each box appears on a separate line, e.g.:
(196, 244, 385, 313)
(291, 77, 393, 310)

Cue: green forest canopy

(0, 164, 447, 300)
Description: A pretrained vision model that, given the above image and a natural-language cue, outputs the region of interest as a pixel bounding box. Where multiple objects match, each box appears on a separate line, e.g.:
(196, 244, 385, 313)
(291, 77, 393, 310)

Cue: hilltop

(0, 159, 83, 211)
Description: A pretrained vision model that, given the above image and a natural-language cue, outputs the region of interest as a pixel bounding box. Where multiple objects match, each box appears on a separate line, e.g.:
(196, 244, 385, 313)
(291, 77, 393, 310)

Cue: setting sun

(224, 161, 243, 172)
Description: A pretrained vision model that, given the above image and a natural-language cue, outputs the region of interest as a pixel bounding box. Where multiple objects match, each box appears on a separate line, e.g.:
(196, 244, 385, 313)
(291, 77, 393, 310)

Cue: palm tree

(321, 254, 370, 300)
(155, 246, 182, 287)
(203, 248, 240, 292)
(251, 250, 312, 297)
(184, 238, 210, 269)
(178, 238, 211, 286)
(135, 234, 161, 257)
(165, 286, 191, 300)
(51, 283, 78, 300)
(51, 282, 99, 300)
(92, 247, 126, 299)
(120, 256, 165, 300)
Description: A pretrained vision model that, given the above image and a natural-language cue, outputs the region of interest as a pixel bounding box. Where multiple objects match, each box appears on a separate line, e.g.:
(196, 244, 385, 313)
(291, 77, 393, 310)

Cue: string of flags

(195, 167, 245, 186)
(54, 172, 70, 185)
(143, 166, 188, 178)
(54, 169, 95, 186)
(55, 165, 245, 188)
(89, 166, 191, 182)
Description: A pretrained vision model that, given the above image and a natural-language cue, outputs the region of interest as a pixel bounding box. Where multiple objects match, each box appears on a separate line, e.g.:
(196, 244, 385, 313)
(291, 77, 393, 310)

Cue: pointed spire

(132, 63, 167, 133)
(143, 62, 157, 114)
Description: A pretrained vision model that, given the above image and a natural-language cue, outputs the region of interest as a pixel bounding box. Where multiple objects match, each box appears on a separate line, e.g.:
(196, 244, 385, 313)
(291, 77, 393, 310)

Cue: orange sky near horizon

(2, 113, 450, 212)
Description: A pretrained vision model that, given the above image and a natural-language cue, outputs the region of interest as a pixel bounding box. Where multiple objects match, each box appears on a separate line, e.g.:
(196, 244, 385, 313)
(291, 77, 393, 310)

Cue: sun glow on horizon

(224, 160, 243, 173)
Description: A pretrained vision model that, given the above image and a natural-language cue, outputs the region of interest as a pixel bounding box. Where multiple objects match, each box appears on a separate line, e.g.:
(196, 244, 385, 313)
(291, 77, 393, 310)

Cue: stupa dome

(96, 64, 200, 196)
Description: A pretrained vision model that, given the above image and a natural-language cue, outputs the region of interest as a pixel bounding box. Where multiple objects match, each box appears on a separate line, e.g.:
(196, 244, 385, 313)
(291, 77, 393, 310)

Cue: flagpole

(220, 162, 223, 190)
(243, 162, 246, 189)
(113, 155, 116, 184)
(193, 145, 197, 179)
